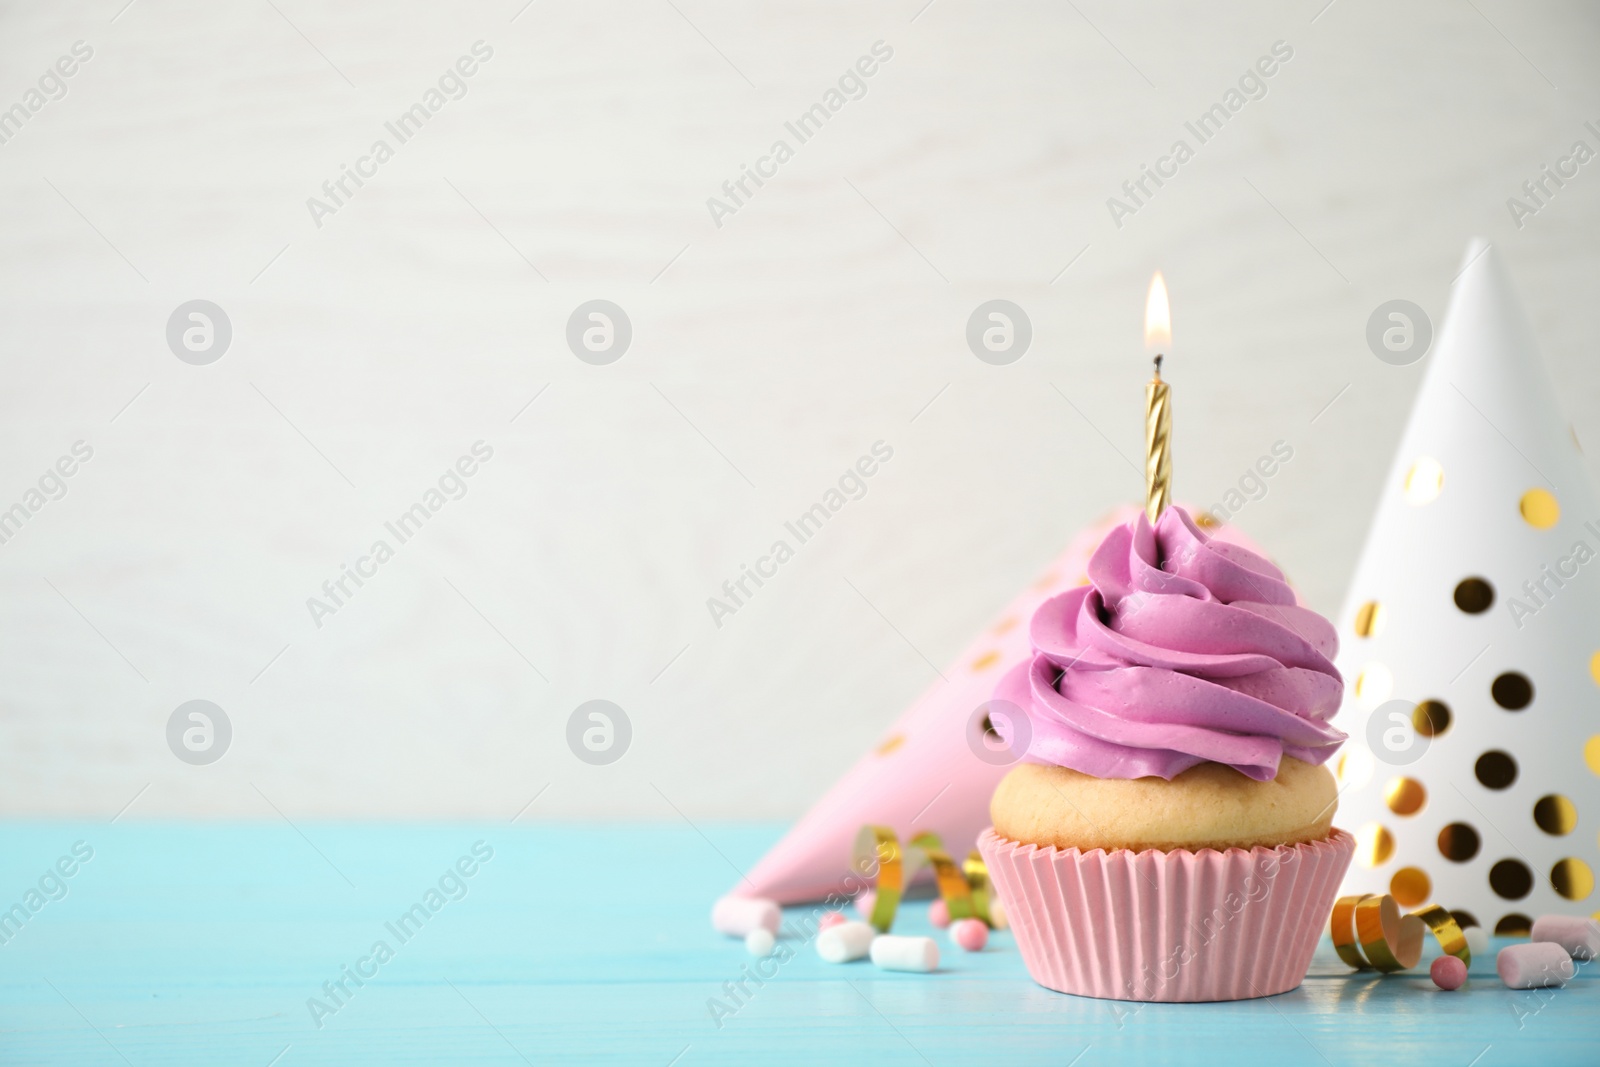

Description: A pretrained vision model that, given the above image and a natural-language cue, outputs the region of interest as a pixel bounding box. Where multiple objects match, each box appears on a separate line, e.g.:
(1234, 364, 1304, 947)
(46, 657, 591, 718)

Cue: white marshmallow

(745, 928, 777, 957)
(1531, 915, 1600, 960)
(816, 920, 876, 963)
(1463, 925, 1489, 959)
(870, 935, 939, 973)
(712, 894, 780, 938)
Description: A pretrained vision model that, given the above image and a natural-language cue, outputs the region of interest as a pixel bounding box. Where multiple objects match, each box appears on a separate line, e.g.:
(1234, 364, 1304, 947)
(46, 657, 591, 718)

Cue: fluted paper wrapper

(978, 828, 1354, 1002)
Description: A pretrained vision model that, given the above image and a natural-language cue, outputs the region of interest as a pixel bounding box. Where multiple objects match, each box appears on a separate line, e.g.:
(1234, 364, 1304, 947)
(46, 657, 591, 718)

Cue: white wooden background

(0, 0, 1596, 819)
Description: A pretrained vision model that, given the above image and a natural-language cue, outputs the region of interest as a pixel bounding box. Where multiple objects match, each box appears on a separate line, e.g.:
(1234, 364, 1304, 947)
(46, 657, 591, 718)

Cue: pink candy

(1531, 915, 1600, 960)
(1430, 954, 1467, 990)
(854, 891, 877, 919)
(928, 899, 950, 928)
(951, 918, 988, 952)
(818, 910, 846, 930)
(1497, 942, 1576, 990)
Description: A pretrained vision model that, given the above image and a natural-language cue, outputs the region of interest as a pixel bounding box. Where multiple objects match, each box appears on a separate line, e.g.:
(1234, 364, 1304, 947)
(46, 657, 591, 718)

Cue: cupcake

(978, 506, 1354, 1002)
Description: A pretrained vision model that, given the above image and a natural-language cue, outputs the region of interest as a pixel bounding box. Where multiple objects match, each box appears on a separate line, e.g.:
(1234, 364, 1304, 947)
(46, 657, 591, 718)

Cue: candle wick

(1153, 354, 1163, 379)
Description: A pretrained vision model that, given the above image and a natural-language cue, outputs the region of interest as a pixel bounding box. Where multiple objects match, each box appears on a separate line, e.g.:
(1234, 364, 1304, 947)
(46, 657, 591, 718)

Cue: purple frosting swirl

(993, 506, 1346, 781)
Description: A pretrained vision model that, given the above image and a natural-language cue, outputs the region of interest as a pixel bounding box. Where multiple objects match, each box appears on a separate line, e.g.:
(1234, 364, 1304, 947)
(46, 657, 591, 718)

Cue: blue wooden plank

(0, 823, 1594, 1066)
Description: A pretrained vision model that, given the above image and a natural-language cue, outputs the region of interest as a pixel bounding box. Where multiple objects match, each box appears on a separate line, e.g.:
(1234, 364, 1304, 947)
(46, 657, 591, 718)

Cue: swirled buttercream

(993, 506, 1345, 781)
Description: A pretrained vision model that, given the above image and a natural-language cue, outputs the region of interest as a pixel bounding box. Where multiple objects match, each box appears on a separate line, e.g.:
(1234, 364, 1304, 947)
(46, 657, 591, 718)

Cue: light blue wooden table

(1, 823, 1594, 1065)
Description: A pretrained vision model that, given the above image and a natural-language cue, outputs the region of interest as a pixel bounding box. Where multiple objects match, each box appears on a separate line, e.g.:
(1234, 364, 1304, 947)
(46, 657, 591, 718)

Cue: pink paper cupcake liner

(978, 827, 1354, 1003)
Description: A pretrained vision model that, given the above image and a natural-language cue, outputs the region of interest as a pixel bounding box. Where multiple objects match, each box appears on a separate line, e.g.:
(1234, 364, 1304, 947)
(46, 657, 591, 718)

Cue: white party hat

(1332, 240, 1600, 933)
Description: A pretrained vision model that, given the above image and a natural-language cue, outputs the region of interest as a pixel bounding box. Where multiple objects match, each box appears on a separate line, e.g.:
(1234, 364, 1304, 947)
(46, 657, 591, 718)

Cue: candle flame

(1144, 271, 1171, 353)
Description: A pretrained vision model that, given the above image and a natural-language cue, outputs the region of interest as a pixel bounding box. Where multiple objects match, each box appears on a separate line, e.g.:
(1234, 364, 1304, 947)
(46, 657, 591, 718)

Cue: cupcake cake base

(978, 827, 1354, 1002)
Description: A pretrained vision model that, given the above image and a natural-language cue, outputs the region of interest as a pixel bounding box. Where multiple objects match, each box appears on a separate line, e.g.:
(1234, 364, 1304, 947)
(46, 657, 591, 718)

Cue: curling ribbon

(1329, 893, 1471, 972)
(851, 825, 992, 933)
(962, 850, 992, 926)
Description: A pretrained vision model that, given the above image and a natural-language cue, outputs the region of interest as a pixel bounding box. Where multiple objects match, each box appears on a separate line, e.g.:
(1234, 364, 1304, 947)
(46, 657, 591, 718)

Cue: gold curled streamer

(963, 851, 992, 926)
(1329, 894, 1472, 972)
(853, 826, 911, 933)
(1355, 894, 1423, 973)
(852, 826, 994, 932)
(1409, 904, 1471, 967)
(1330, 894, 1372, 970)
(910, 832, 976, 924)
